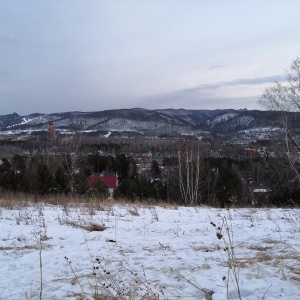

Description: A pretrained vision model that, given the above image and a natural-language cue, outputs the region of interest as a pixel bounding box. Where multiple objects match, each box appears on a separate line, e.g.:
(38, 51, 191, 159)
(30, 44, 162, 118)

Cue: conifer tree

(216, 161, 242, 208)
(0, 158, 11, 173)
(114, 154, 130, 181)
(37, 162, 53, 195)
(74, 171, 89, 195)
(151, 160, 161, 175)
(94, 178, 109, 198)
(54, 165, 69, 194)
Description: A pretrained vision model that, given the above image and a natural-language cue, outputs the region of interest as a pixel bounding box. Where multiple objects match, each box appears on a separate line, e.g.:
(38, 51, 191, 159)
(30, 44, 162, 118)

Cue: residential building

(88, 172, 118, 196)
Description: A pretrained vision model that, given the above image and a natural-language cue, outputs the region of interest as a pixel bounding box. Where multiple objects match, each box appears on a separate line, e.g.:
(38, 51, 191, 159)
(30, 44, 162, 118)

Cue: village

(0, 121, 296, 207)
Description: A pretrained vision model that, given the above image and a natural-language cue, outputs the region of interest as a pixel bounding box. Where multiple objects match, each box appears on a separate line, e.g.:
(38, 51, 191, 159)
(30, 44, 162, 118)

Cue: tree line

(0, 148, 298, 207)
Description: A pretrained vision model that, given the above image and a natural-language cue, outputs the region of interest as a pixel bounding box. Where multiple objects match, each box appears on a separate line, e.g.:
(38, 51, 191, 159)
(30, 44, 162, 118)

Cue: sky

(0, 1, 300, 115)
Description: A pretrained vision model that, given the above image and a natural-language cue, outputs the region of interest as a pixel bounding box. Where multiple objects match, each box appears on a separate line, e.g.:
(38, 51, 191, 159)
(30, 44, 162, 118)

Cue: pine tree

(0, 158, 11, 173)
(37, 162, 53, 195)
(151, 160, 161, 175)
(54, 165, 69, 194)
(94, 178, 109, 198)
(216, 161, 242, 208)
(12, 154, 26, 173)
(1, 170, 17, 191)
(74, 171, 89, 195)
(114, 154, 130, 181)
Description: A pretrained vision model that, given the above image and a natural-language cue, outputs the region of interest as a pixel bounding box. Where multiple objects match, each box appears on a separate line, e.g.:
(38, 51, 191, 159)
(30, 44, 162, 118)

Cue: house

(88, 172, 118, 196)
(251, 188, 271, 206)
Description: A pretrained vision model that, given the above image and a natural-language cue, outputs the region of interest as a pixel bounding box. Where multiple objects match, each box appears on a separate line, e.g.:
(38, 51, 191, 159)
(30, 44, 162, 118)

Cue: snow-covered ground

(0, 200, 299, 300)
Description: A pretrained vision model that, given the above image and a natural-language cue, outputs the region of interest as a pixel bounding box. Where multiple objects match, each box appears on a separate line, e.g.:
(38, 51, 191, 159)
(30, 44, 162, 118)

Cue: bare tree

(178, 145, 201, 205)
(58, 132, 86, 193)
(259, 58, 300, 111)
(258, 57, 300, 182)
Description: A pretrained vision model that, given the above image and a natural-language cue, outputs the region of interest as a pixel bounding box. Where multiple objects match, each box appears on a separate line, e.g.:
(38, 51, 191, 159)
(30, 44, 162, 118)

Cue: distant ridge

(0, 108, 299, 142)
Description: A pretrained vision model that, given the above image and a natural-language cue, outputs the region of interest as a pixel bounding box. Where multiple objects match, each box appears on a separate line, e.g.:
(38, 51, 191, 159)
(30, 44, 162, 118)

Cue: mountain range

(0, 108, 299, 142)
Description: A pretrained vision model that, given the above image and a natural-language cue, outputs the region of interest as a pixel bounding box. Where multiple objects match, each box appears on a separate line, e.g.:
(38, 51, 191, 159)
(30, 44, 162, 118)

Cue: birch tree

(258, 57, 300, 183)
(58, 132, 85, 193)
(178, 145, 201, 205)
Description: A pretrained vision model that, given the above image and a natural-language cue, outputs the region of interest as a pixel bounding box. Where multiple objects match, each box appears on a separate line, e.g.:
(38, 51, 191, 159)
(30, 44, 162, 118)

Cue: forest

(0, 134, 299, 207)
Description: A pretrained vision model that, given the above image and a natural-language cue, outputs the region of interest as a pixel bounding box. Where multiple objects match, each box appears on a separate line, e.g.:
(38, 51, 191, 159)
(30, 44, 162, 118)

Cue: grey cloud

(143, 92, 260, 110)
(142, 81, 261, 110)
(210, 65, 223, 69)
(0, 1, 298, 115)
(179, 75, 286, 93)
(229, 75, 286, 85)
(142, 75, 283, 110)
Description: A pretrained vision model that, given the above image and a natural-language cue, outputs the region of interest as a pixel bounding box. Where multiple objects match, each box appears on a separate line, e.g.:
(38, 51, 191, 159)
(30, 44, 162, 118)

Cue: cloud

(141, 75, 286, 110)
(0, 1, 299, 115)
(210, 65, 223, 70)
(228, 75, 286, 86)
(142, 92, 260, 110)
(180, 75, 286, 93)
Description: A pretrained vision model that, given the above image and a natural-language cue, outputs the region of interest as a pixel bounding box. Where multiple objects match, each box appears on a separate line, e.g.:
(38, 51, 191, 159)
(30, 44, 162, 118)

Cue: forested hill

(1, 108, 299, 141)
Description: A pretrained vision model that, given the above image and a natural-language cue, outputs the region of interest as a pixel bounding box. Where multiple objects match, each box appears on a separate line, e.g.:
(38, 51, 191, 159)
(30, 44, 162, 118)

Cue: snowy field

(0, 199, 299, 300)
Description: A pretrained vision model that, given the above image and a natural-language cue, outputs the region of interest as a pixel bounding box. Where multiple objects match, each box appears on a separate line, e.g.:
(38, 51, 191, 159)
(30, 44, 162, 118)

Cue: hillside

(0, 108, 299, 141)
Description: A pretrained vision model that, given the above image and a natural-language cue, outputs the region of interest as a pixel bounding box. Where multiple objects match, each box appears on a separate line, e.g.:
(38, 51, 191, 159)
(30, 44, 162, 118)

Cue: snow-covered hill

(0, 201, 299, 299)
(0, 109, 299, 141)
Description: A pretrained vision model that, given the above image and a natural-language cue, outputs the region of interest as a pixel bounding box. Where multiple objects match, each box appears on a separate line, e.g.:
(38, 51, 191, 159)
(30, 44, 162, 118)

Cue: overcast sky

(1, 1, 300, 115)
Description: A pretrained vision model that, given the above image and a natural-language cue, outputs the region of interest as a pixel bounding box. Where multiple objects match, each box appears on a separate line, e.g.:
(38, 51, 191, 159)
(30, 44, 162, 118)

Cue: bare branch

(259, 57, 300, 183)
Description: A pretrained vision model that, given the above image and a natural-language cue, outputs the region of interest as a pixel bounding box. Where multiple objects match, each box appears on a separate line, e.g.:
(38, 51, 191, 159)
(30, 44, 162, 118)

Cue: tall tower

(48, 122, 56, 141)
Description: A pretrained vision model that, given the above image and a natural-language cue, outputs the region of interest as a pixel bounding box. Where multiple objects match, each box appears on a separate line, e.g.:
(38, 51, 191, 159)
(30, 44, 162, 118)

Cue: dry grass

(0, 192, 168, 210)
(190, 244, 220, 252)
(66, 221, 107, 232)
(262, 238, 282, 245)
(0, 243, 51, 251)
(83, 224, 107, 232)
(200, 264, 212, 270)
(0, 198, 14, 209)
(248, 245, 273, 252)
(128, 207, 140, 216)
(0, 245, 38, 251)
(290, 276, 300, 282)
(93, 296, 119, 300)
(253, 252, 273, 263)
(64, 258, 164, 300)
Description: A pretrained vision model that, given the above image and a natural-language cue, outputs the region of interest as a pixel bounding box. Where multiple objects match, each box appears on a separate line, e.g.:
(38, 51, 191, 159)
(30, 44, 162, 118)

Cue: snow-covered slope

(0, 202, 299, 300)
(1, 109, 299, 140)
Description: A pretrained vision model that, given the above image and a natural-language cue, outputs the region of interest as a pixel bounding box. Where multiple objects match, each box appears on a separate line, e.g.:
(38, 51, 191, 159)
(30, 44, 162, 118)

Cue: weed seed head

(216, 232, 223, 239)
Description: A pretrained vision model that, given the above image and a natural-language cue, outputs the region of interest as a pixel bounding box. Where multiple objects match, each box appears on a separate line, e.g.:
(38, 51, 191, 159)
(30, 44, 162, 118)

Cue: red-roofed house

(88, 172, 118, 197)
